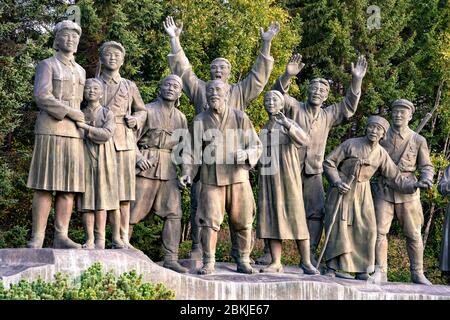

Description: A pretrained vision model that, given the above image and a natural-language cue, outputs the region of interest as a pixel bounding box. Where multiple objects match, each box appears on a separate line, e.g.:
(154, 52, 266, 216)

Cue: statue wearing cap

(128, 75, 190, 273)
(96, 40, 147, 249)
(257, 53, 368, 266)
(27, 20, 86, 249)
(163, 16, 279, 262)
(322, 115, 425, 280)
(372, 98, 434, 285)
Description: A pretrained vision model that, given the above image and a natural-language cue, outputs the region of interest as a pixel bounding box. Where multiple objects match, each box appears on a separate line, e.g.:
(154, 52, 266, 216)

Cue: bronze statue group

(26, 19, 450, 285)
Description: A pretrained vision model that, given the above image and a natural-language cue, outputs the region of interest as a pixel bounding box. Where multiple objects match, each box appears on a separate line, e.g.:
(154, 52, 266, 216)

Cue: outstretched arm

(164, 16, 206, 113)
(327, 55, 368, 126)
(260, 22, 280, 57)
(350, 55, 367, 95)
(232, 23, 280, 110)
(163, 16, 183, 54)
(274, 53, 305, 93)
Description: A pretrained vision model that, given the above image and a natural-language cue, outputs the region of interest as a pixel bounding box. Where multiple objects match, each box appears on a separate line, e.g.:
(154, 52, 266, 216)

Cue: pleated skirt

(27, 134, 85, 192)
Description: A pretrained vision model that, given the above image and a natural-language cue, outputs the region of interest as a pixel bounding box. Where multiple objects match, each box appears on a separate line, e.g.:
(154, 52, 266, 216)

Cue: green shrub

(0, 262, 175, 300)
(0, 225, 29, 248)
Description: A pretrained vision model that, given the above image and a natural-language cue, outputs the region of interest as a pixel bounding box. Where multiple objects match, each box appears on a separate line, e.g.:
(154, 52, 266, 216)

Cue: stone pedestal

(1, 248, 449, 300)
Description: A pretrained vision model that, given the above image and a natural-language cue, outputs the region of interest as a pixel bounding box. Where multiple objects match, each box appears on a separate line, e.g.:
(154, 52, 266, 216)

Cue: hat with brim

(100, 41, 126, 57)
(391, 99, 415, 113)
(54, 20, 82, 36)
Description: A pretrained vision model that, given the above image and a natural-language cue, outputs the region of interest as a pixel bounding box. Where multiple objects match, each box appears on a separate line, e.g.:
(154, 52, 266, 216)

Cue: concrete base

(1, 248, 449, 300)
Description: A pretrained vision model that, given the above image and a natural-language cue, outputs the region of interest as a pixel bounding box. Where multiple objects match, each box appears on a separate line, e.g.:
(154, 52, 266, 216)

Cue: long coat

(257, 118, 310, 240)
(438, 164, 450, 271)
(323, 137, 416, 273)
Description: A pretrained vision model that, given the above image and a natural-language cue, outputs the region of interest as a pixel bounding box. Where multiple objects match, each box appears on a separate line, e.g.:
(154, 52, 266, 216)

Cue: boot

(112, 238, 125, 249)
(162, 219, 186, 273)
(54, 234, 82, 249)
(27, 236, 45, 249)
(198, 227, 217, 275)
(260, 263, 283, 273)
(307, 218, 323, 266)
(109, 210, 125, 249)
(163, 259, 188, 273)
(53, 193, 81, 249)
(237, 261, 255, 274)
(411, 271, 432, 285)
(82, 241, 95, 249)
(198, 262, 215, 275)
(234, 228, 255, 274)
(27, 190, 52, 248)
(407, 238, 431, 285)
(82, 212, 95, 249)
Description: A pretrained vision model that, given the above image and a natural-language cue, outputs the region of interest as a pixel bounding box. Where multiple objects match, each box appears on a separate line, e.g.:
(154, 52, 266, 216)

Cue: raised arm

(232, 23, 279, 109)
(260, 22, 280, 58)
(327, 55, 367, 126)
(273, 53, 305, 94)
(164, 16, 207, 113)
(350, 55, 367, 95)
(163, 16, 183, 55)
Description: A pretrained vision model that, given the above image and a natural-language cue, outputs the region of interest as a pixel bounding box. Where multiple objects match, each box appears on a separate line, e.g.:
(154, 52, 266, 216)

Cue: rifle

(415, 81, 443, 134)
(420, 80, 444, 247)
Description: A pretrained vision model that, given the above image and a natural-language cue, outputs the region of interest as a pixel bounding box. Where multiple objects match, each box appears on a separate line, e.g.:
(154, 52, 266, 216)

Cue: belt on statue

(138, 145, 171, 153)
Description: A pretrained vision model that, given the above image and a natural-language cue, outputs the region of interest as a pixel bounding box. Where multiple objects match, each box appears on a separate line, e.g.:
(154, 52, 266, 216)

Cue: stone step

(0, 248, 449, 300)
